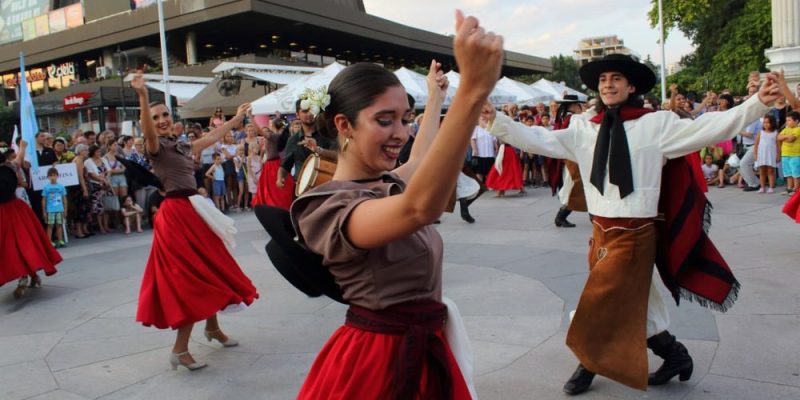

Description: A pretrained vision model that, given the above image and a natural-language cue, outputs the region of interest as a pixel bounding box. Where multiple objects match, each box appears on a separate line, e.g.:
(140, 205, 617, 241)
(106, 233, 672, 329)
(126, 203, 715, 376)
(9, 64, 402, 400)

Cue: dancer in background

(131, 72, 258, 371)
(1, 146, 62, 299)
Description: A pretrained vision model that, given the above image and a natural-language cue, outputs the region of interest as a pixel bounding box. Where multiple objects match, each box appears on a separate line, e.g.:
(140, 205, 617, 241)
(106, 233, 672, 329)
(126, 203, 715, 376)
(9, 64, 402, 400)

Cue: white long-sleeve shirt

(489, 95, 769, 218)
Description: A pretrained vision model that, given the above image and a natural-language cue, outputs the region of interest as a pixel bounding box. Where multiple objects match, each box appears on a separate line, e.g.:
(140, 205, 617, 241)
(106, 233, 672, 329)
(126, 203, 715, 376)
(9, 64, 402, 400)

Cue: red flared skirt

(486, 145, 523, 191)
(136, 197, 259, 329)
(251, 158, 294, 210)
(298, 325, 472, 399)
(783, 190, 800, 224)
(0, 199, 61, 286)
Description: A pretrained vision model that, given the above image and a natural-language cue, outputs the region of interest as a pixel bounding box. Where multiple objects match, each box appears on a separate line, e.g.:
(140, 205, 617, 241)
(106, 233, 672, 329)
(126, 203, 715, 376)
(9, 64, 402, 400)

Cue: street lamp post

(157, 0, 172, 114)
(658, 0, 667, 103)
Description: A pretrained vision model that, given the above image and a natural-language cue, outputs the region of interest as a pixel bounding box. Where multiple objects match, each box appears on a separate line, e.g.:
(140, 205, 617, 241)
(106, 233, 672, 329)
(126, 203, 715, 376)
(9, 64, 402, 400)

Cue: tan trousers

(566, 217, 656, 390)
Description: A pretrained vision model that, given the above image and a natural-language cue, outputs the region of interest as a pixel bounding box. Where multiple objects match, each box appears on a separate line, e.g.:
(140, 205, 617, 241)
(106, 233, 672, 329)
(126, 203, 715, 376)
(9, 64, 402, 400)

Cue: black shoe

(555, 206, 576, 228)
(742, 186, 759, 192)
(459, 199, 475, 224)
(563, 364, 595, 395)
(647, 330, 693, 385)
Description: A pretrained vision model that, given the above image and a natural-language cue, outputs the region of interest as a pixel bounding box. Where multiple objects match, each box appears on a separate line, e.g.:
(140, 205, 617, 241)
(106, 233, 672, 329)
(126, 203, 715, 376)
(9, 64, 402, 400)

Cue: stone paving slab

(0, 186, 798, 399)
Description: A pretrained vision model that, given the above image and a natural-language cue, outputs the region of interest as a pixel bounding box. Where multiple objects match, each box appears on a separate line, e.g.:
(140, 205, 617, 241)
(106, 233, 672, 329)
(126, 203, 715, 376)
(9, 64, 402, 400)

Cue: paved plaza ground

(1, 186, 799, 400)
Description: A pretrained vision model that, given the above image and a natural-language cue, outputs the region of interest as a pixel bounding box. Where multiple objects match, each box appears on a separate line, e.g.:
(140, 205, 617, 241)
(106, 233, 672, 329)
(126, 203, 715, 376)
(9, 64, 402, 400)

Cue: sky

(362, 0, 695, 67)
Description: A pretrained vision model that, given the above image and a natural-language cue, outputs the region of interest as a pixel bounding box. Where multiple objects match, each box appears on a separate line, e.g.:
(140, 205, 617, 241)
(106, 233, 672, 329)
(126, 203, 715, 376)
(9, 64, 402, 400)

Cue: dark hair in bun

(317, 63, 403, 141)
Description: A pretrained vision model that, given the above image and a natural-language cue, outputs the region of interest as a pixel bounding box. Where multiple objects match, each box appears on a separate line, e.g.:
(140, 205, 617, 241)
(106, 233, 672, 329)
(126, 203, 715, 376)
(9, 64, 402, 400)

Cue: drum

(295, 153, 337, 196)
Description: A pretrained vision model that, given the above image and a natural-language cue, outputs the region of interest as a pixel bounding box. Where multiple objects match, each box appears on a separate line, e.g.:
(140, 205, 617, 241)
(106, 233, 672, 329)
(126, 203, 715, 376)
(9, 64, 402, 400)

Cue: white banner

(32, 163, 80, 191)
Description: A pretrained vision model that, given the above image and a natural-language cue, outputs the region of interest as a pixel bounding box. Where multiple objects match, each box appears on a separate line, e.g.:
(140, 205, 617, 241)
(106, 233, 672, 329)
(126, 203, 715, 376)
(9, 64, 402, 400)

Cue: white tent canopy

(123, 74, 211, 106)
(251, 62, 346, 114)
(530, 78, 588, 102)
(212, 62, 320, 85)
(393, 67, 457, 107)
(495, 77, 551, 105)
(444, 71, 516, 106)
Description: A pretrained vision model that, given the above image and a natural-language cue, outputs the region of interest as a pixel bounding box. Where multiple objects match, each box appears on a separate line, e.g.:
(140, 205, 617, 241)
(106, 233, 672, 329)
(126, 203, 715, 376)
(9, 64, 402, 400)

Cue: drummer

(277, 97, 338, 189)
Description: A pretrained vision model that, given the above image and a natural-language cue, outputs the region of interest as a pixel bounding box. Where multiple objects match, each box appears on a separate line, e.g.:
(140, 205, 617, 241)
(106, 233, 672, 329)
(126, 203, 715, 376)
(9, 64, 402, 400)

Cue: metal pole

(658, 0, 667, 103)
(157, 0, 172, 114)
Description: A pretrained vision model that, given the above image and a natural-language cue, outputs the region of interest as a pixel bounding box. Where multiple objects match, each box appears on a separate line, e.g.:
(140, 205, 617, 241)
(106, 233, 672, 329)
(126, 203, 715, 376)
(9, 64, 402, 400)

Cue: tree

(516, 55, 582, 90)
(648, 0, 771, 95)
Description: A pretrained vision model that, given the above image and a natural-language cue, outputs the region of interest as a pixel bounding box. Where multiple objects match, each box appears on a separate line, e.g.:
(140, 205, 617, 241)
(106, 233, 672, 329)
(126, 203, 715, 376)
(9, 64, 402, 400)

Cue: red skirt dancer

(486, 145, 523, 191)
(136, 195, 258, 329)
(783, 190, 800, 224)
(298, 301, 472, 399)
(0, 198, 62, 286)
(252, 158, 294, 210)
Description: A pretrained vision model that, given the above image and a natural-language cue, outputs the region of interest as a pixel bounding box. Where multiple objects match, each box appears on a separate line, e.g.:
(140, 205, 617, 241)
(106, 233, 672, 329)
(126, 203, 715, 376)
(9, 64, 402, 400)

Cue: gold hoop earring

(342, 137, 350, 152)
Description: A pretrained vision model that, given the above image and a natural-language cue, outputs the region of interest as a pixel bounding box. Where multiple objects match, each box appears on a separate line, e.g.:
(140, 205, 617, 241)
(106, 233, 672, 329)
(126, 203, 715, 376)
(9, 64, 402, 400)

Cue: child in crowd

(197, 187, 216, 208)
(246, 144, 262, 203)
(778, 111, 800, 195)
(754, 114, 780, 193)
(42, 167, 67, 248)
(234, 145, 246, 211)
(702, 154, 721, 186)
(120, 196, 144, 234)
(205, 153, 226, 210)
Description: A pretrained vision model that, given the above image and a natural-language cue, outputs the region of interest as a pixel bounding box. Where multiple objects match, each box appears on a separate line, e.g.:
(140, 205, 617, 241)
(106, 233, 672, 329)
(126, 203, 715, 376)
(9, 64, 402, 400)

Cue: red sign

(63, 92, 92, 111)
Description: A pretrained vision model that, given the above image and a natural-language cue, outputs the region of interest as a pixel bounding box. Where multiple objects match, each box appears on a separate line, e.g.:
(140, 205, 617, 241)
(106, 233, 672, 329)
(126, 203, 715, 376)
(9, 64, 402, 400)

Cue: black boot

(563, 364, 595, 395)
(459, 199, 475, 223)
(647, 330, 693, 385)
(554, 206, 576, 228)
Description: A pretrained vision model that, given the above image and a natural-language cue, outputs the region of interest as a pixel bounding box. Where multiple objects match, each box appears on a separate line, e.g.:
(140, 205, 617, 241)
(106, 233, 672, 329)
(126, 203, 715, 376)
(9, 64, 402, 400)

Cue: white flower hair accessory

(299, 86, 331, 117)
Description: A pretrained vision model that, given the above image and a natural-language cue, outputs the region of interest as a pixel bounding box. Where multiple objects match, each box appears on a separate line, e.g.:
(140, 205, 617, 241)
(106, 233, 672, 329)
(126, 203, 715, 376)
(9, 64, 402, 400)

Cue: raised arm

(482, 102, 577, 161)
(345, 10, 504, 249)
(393, 59, 448, 182)
(775, 70, 800, 110)
(660, 74, 781, 159)
(192, 103, 250, 154)
(130, 72, 158, 155)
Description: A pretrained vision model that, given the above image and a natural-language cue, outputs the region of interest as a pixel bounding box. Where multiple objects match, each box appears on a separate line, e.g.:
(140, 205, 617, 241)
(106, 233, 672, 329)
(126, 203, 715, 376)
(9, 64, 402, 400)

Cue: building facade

(573, 35, 637, 66)
(0, 0, 552, 138)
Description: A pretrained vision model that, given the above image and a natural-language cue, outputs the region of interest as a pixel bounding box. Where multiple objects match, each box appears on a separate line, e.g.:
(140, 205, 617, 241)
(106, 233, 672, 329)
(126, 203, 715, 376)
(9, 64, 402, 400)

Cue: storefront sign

(48, 62, 76, 80)
(32, 163, 79, 191)
(3, 69, 47, 87)
(63, 92, 92, 110)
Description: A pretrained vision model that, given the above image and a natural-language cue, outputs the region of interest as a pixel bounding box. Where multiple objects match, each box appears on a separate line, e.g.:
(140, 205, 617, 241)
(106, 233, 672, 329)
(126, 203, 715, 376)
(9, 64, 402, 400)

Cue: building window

(53, 0, 81, 8)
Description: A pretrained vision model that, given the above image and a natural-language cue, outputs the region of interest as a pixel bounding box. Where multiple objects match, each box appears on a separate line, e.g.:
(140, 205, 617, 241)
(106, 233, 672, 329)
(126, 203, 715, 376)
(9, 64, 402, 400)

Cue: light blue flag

(19, 52, 39, 173)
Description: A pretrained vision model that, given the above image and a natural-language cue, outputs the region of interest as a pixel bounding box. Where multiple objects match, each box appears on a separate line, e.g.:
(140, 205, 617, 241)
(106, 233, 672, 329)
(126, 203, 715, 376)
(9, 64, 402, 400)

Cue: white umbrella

(393, 67, 456, 107)
(444, 71, 516, 106)
(251, 62, 346, 114)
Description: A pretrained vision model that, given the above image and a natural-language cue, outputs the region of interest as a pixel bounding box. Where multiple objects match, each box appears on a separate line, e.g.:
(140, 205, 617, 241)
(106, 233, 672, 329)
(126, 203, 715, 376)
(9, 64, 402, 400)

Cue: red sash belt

(345, 300, 451, 400)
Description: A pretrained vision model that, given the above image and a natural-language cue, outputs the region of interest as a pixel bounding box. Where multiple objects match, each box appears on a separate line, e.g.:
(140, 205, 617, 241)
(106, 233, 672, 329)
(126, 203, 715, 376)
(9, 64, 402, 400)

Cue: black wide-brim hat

(254, 205, 346, 304)
(557, 94, 583, 103)
(0, 165, 18, 204)
(579, 54, 656, 94)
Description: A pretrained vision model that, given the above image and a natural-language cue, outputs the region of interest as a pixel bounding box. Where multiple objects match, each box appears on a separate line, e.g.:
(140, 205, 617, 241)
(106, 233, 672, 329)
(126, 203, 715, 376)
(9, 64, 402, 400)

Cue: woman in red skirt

(485, 140, 525, 197)
(131, 72, 259, 371)
(251, 119, 295, 209)
(288, 12, 502, 399)
(783, 190, 800, 224)
(0, 150, 62, 299)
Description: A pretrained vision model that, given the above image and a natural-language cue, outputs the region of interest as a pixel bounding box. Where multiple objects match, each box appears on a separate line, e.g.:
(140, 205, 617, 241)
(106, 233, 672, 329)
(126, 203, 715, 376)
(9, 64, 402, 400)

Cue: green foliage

(516, 55, 582, 90)
(649, 0, 771, 95)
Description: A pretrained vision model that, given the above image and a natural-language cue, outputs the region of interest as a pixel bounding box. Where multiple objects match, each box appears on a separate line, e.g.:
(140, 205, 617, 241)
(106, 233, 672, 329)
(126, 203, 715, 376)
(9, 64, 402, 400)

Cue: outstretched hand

(426, 59, 448, 104)
(758, 72, 782, 106)
(453, 10, 504, 100)
(235, 103, 252, 119)
(131, 70, 147, 95)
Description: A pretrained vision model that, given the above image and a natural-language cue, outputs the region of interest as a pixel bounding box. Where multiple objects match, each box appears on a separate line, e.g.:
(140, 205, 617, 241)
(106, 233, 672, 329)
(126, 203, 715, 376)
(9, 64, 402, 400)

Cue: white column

(767, 0, 800, 90)
(186, 31, 197, 65)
